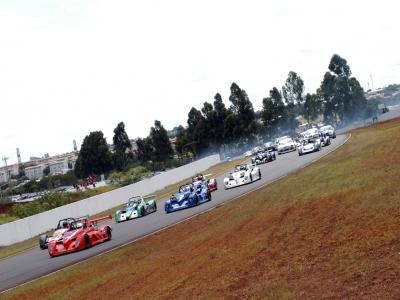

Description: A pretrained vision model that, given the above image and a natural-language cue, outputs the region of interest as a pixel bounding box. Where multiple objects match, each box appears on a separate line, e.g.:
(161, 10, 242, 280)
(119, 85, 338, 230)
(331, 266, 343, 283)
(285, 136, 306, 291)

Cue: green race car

(115, 195, 157, 223)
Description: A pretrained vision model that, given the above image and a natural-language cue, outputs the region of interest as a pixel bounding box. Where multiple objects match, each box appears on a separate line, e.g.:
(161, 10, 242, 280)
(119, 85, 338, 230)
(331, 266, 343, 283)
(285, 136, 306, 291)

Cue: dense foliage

(112, 122, 132, 171)
(74, 131, 113, 178)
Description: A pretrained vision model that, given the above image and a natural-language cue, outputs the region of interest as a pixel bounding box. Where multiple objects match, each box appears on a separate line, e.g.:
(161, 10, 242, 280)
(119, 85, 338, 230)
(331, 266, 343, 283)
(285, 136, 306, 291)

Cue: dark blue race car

(164, 183, 211, 213)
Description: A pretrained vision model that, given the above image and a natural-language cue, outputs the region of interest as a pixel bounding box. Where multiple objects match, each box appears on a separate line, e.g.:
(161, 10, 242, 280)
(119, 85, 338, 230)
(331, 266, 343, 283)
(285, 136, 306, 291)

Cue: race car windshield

(320, 125, 333, 131)
(127, 200, 140, 208)
(69, 222, 84, 230)
(179, 185, 191, 193)
(57, 219, 73, 229)
(235, 165, 247, 171)
(193, 175, 203, 181)
(279, 138, 291, 144)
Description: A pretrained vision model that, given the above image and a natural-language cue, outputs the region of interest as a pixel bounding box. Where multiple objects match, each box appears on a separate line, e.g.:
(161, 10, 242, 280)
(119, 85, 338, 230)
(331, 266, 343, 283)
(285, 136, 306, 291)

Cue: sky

(1, 0, 399, 164)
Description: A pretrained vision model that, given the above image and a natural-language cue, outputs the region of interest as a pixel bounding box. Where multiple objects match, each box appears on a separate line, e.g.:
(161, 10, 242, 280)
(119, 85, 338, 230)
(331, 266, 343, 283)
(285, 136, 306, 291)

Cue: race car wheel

(39, 234, 48, 250)
(141, 207, 146, 217)
(208, 191, 212, 201)
(154, 202, 157, 211)
(106, 227, 112, 241)
(250, 174, 253, 182)
(258, 169, 261, 179)
(85, 235, 91, 249)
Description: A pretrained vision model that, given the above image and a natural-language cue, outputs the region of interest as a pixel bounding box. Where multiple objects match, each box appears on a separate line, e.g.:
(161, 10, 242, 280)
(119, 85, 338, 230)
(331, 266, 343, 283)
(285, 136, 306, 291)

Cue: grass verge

(0, 157, 247, 261)
(4, 118, 399, 299)
(2, 119, 400, 299)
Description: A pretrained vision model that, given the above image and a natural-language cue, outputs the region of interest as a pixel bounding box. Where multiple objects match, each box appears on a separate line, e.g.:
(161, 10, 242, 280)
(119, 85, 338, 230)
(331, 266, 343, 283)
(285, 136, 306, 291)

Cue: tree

(228, 82, 256, 139)
(320, 54, 367, 125)
(282, 71, 305, 105)
(187, 107, 203, 136)
(200, 101, 215, 148)
(281, 72, 304, 132)
(213, 93, 228, 144)
(303, 93, 320, 123)
(43, 166, 50, 176)
(175, 126, 192, 156)
(136, 137, 153, 163)
(149, 120, 173, 162)
(186, 107, 209, 154)
(74, 131, 113, 178)
(328, 54, 351, 78)
(261, 87, 286, 136)
(223, 113, 236, 144)
(348, 77, 367, 120)
(112, 122, 132, 171)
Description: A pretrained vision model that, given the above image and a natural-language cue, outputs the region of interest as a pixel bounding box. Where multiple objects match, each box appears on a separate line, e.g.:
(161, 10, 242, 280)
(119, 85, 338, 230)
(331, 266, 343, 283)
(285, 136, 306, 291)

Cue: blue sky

(1, 0, 399, 164)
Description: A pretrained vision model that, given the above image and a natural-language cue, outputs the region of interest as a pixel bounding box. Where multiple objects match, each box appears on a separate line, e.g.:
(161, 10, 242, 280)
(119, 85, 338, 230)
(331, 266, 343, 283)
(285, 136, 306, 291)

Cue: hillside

(3, 118, 400, 299)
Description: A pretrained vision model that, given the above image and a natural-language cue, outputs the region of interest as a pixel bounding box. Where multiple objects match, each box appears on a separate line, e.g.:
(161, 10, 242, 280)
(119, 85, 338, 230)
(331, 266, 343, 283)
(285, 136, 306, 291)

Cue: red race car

(192, 173, 218, 192)
(48, 215, 112, 257)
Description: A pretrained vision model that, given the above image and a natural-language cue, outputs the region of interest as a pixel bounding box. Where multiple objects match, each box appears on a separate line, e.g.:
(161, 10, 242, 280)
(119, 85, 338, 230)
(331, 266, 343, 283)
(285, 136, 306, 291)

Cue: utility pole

(2, 156, 9, 182)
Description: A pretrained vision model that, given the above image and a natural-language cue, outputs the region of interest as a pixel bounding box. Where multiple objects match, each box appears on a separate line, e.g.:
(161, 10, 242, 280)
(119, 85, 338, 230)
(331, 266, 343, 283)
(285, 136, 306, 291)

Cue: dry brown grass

(3, 119, 400, 299)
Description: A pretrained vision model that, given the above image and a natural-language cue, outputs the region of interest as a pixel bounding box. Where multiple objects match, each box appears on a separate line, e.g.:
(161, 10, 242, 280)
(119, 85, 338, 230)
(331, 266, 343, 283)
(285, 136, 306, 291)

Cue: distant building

(25, 165, 45, 180)
(0, 152, 78, 182)
(0, 164, 19, 183)
(49, 160, 68, 175)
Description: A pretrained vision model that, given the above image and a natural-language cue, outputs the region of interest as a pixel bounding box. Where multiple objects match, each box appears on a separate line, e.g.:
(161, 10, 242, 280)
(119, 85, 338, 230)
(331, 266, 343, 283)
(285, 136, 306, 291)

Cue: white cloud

(1, 0, 399, 164)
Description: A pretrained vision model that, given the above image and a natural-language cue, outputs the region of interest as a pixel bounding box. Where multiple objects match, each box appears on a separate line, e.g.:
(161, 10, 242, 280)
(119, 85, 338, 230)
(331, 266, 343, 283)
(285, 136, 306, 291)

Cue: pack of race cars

(39, 125, 335, 257)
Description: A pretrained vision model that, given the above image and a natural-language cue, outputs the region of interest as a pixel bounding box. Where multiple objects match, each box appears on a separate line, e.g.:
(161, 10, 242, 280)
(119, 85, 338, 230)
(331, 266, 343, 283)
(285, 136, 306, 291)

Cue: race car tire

(250, 174, 253, 182)
(85, 235, 91, 249)
(39, 234, 48, 249)
(141, 207, 146, 217)
(258, 169, 261, 179)
(106, 227, 112, 241)
(154, 202, 157, 211)
(208, 191, 212, 201)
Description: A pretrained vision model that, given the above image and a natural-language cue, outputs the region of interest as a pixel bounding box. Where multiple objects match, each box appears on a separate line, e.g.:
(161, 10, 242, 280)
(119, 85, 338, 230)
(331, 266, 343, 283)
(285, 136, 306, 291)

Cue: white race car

(319, 125, 336, 138)
(276, 137, 296, 154)
(224, 164, 261, 189)
(298, 137, 322, 156)
(303, 128, 320, 139)
(320, 133, 331, 147)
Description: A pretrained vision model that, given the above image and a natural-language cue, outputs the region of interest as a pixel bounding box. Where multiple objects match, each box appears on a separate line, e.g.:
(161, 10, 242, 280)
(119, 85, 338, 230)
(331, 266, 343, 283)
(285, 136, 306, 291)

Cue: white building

(25, 165, 45, 180)
(0, 164, 19, 183)
(49, 160, 69, 175)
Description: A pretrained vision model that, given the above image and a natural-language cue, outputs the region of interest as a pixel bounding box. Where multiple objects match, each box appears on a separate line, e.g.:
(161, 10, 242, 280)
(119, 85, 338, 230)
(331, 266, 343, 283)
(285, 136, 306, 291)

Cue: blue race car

(164, 183, 211, 213)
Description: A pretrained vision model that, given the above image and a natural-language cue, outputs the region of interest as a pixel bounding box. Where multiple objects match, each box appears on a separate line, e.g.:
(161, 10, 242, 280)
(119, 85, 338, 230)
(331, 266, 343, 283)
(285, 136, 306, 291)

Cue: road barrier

(0, 154, 220, 246)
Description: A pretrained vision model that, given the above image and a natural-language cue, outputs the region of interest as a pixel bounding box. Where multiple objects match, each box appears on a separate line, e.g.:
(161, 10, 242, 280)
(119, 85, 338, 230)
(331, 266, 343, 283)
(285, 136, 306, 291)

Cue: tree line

(75, 54, 373, 178)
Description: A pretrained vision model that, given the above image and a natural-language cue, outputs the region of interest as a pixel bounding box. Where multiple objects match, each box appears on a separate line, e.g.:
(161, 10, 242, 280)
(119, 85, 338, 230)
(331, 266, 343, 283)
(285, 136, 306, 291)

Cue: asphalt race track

(0, 135, 348, 292)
